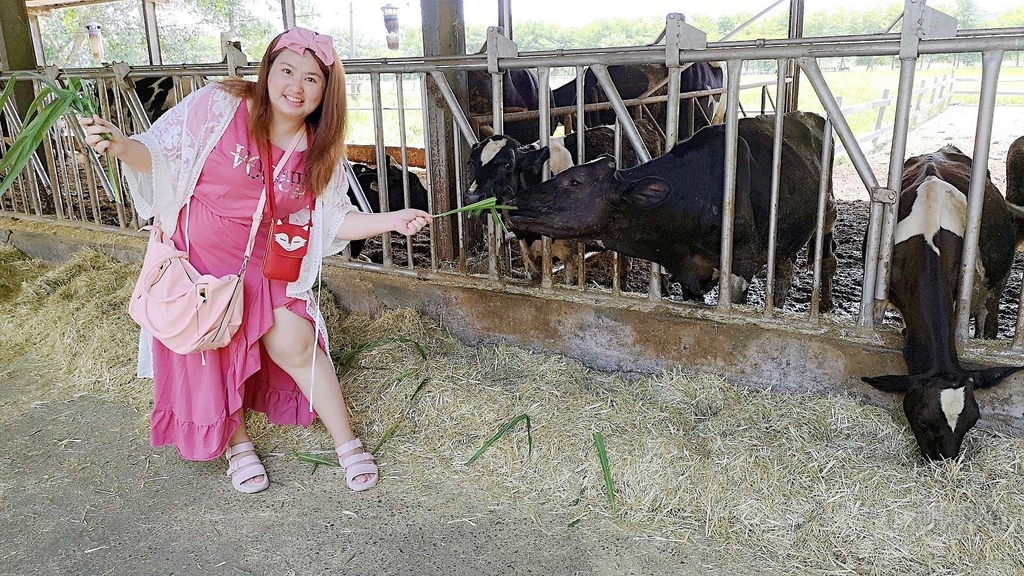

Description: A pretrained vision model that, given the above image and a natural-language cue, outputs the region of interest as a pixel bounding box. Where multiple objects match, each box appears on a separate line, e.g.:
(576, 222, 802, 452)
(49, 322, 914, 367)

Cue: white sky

(346, 1, 1019, 28)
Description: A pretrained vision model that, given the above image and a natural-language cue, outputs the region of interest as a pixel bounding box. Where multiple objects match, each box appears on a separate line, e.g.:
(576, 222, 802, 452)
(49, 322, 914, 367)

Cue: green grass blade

(0, 78, 17, 111)
(295, 452, 341, 467)
(0, 93, 73, 198)
(330, 337, 427, 372)
(594, 432, 616, 514)
(104, 152, 121, 202)
(432, 197, 518, 219)
(369, 377, 430, 455)
(463, 413, 533, 466)
(22, 87, 56, 126)
(369, 421, 402, 455)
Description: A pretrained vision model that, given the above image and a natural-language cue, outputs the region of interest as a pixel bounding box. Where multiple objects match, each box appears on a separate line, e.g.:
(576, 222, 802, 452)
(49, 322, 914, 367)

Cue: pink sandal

(224, 441, 270, 494)
(336, 439, 379, 492)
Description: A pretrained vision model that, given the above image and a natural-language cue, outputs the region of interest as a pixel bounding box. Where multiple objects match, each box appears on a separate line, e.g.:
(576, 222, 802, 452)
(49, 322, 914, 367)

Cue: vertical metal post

(27, 14, 45, 65)
(282, 0, 297, 30)
(420, 73, 439, 273)
(785, 0, 805, 111)
(142, 0, 162, 65)
(764, 60, 788, 316)
(664, 67, 681, 150)
(491, 71, 504, 137)
(955, 50, 1004, 342)
(498, 0, 513, 40)
(575, 66, 585, 161)
(716, 59, 743, 312)
(810, 116, 834, 321)
(370, 73, 393, 267)
(396, 73, 415, 268)
(538, 68, 551, 154)
(349, 1, 356, 58)
(872, 58, 919, 322)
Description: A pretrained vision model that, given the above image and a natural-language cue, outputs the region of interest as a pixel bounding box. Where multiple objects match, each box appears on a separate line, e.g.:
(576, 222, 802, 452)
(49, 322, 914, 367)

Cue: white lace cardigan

(123, 83, 357, 378)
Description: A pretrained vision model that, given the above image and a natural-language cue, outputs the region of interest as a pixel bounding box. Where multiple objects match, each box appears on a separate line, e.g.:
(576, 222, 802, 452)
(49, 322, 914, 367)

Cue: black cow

(507, 112, 836, 309)
(1007, 134, 1024, 242)
(551, 63, 724, 140)
(347, 158, 429, 259)
(863, 145, 1024, 460)
(558, 117, 664, 169)
(468, 69, 555, 146)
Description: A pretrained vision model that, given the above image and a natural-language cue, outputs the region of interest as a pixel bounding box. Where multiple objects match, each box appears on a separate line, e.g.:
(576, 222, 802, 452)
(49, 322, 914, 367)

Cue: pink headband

(275, 27, 335, 67)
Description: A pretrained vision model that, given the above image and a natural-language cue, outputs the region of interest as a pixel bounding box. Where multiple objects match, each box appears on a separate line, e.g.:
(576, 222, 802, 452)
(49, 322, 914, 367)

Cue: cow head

(467, 135, 550, 205)
(508, 155, 671, 239)
(863, 366, 1021, 460)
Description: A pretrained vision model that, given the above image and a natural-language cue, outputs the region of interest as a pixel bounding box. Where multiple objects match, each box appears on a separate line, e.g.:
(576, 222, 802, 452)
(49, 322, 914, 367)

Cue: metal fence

(3, 16, 1024, 360)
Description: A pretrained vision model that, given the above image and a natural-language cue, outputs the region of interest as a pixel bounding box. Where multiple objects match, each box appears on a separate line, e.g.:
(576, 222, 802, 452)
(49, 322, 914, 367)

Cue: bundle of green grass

(3, 246, 1024, 574)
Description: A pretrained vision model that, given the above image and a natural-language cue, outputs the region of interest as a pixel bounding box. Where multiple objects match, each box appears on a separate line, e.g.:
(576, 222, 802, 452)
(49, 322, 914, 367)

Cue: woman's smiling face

(267, 50, 325, 124)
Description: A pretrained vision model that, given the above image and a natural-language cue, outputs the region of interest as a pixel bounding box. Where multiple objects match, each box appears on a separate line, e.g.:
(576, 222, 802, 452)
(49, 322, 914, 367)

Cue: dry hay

(3, 247, 1024, 575)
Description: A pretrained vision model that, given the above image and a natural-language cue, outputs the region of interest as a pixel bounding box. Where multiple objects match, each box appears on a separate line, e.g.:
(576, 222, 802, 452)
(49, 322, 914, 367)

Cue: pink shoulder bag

(128, 130, 304, 355)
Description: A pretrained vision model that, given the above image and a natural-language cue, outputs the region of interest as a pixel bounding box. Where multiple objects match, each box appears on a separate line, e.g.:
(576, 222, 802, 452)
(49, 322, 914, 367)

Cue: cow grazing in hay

(507, 112, 836, 309)
(863, 145, 1024, 460)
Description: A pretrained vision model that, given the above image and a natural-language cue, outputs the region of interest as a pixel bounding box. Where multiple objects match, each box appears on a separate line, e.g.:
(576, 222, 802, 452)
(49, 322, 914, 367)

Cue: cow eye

(568, 178, 582, 187)
(504, 162, 514, 170)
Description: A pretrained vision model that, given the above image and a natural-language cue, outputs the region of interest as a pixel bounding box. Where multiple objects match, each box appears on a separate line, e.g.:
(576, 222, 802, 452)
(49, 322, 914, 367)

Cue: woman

(79, 27, 430, 494)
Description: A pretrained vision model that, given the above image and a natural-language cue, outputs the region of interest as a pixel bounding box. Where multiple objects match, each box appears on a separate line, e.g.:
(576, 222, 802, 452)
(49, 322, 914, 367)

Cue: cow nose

(466, 189, 484, 204)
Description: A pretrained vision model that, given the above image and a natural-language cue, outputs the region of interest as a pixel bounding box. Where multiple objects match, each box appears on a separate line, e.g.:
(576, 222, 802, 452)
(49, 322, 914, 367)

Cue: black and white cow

(467, 134, 581, 281)
(507, 112, 836, 309)
(551, 63, 725, 140)
(863, 145, 1024, 460)
(347, 157, 429, 259)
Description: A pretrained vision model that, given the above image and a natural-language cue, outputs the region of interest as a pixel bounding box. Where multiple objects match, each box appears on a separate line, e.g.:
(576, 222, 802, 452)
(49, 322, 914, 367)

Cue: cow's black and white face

(864, 365, 1021, 460)
(467, 135, 548, 206)
(902, 379, 979, 461)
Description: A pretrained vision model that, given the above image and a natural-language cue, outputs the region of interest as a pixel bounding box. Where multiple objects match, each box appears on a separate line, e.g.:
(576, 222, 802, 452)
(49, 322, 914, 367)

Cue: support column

(0, 0, 39, 117)
(142, 0, 163, 65)
(282, 0, 296, 31)
(785, 0, 804, 112)
(421, 0, 466, 261)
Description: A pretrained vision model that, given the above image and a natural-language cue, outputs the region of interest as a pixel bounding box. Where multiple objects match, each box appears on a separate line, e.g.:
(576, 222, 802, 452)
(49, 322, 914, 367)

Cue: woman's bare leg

(261, 307, 371, 483)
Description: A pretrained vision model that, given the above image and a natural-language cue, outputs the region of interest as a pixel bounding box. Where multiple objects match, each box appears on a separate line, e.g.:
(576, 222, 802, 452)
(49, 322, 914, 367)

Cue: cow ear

(968, 365, 1024, 389)
(862, 374, 914, 394)
(519, 147, 551, 173)
(622, 177, 671, 209)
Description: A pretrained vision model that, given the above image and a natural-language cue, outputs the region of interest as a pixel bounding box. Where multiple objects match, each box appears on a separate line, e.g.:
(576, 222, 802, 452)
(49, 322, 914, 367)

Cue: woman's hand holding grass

(78, 115, 128, 156)
(432, 197, 517, 233)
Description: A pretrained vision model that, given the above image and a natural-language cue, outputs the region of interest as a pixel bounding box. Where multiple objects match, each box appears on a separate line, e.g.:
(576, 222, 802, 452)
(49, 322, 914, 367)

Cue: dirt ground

(0, 358, 745, 576)
(4, 105, 1024, 576)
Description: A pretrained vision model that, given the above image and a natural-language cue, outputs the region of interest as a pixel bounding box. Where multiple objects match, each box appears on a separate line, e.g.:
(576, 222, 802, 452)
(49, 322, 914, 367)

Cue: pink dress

(150, 103, 319, 461)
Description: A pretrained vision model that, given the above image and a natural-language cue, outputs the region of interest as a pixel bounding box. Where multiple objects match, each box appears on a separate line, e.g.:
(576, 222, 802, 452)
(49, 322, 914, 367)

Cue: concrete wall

(4, 214, 1023, 436)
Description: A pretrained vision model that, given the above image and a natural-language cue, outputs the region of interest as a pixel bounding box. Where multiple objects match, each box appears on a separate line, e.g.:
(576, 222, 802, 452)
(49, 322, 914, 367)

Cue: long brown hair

(220, 31, 346, 198)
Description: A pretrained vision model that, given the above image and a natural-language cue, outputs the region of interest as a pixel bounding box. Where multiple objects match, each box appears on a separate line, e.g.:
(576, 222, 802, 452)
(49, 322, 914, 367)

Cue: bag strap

(241, 129, 307, 273)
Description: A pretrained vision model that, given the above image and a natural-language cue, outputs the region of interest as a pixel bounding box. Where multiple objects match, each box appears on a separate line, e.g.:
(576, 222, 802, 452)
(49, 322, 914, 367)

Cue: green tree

(37, 0, 147, 67)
